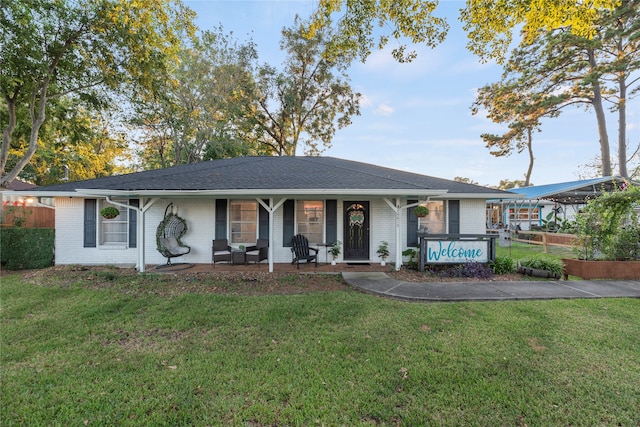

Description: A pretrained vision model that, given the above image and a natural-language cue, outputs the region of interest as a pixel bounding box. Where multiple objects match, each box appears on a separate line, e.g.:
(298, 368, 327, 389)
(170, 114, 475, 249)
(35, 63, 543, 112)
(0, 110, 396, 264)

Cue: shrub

(402, 247, 419, 269)
(458, 262, 493, 279)
(489, 256, 516, 275)
(574, 185, 640, 260)
(432, 263, 493, 279)
(1, 228, 54, 270)
(519, 257, 563, 276)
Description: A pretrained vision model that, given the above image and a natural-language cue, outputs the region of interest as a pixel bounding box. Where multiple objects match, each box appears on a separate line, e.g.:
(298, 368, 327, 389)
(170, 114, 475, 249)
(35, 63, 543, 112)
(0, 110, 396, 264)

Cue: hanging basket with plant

(100, 206, 120, 219)
(414, 205, 429, 217)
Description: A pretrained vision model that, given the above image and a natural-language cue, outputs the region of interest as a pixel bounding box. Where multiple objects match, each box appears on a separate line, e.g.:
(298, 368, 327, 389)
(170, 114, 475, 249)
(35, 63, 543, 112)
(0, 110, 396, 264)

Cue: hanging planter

(100, 206, 120, 219)
(414, 205, 429, 218)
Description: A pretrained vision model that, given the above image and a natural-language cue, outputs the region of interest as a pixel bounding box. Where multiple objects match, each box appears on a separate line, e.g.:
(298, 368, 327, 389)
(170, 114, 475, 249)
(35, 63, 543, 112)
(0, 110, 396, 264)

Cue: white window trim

(229, 200, 258, 246)
(98, 199, 129, 249)
(295, 200, 325, 245)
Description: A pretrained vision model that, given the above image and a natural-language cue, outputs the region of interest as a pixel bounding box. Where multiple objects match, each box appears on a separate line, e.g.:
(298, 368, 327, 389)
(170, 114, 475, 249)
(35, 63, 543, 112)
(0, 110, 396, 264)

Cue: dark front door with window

(343, 201, 369, 260)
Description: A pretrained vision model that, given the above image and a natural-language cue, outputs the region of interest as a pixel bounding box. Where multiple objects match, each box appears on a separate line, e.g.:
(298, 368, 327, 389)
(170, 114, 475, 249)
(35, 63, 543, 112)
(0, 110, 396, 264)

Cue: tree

(131, 28, 259, 168)
(4, 96, 131, 186)
(460, 0, 621, 63)
(250, 19, 360, 156)
(453, 177, 479, 185)
(476, 1, 640, 179)
(596, 2, 640, 178)
(1, 0, 195, 187)
(501, 29, 615, 176)
(307, 1, 619, 63)
(306, 0, 448, 63)
(472, 79, 561, 186)
(578, 140, 640, 180)
(497, 179, 530, 190)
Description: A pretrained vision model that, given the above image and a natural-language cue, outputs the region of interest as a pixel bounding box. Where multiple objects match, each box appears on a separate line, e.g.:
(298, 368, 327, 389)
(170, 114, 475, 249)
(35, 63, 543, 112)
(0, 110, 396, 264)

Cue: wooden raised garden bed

(562, 258, 640, 280)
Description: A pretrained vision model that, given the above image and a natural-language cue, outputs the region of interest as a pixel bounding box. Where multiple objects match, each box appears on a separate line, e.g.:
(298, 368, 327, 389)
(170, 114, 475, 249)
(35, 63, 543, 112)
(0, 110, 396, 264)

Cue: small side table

(232, 249, 246, 265)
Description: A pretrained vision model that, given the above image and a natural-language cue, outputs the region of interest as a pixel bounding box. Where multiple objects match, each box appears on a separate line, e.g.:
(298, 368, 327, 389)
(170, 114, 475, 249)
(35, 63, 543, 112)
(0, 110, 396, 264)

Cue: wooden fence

(1, 206, 55, 228)
(511, 231, 577, 253)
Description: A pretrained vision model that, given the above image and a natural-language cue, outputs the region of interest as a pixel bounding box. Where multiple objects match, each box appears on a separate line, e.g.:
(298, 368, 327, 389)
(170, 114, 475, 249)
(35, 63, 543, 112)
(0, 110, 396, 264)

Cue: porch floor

(149, 261, 392, 274)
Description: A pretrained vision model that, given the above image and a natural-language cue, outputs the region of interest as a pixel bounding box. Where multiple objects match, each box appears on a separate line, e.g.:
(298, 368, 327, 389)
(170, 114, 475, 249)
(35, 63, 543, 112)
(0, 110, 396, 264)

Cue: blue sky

(184, 0, 639, 187)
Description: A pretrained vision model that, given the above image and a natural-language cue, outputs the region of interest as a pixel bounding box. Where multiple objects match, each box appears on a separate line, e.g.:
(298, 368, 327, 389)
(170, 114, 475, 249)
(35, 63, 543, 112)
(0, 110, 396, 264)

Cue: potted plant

(377, 241, 390, 266)
(414, 205, 429, 218)
(517, 257, 563, 279)
(100, 206, 120, 219)
(329, 241, 341, 265)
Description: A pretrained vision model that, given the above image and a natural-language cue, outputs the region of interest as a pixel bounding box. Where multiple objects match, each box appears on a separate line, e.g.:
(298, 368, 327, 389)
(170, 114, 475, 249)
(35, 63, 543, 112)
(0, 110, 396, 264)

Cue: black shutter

(259, 200, 269, 241)
(215, 199, 228, 239)
(325, 199, 337, 244)
(406, 199, 418, 247)
(449, 200, 460, 234)
(128, 199, 139, 248)
(84, 199, 97, 248)
(282, 199, 295, 247)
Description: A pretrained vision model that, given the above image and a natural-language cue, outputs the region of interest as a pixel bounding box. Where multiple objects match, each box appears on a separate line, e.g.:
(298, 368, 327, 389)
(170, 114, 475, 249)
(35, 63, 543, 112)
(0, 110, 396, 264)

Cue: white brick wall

(55, 197, 138, 266)
(144, 199, 216, 265)
(54, 196, 489, 267)
(370, 199, 399, 260)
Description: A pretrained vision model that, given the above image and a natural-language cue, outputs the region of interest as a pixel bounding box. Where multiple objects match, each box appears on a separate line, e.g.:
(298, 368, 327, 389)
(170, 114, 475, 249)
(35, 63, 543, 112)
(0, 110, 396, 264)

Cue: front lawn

(2, 272, 639, 426)
(496, 241, 574, 262)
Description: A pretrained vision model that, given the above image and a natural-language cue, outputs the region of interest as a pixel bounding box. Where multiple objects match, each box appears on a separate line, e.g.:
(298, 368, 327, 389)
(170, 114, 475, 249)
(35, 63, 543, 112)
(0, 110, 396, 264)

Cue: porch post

(258, 197, 287, 273)
(394, 198, 402, 271)
(137, 198, 158, 273)
(138, 206, 145, 272)
(268, 198, 274, 273)
(383, 197, 403, 271)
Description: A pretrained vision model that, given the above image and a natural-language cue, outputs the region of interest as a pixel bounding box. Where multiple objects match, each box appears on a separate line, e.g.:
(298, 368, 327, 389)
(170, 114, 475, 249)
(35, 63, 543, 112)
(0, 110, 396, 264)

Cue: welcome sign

(425, 240, 489, 263)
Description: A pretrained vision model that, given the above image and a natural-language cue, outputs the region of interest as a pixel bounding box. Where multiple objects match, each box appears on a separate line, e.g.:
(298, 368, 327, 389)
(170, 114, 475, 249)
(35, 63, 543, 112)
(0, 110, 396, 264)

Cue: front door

(343, 201, 370, 260)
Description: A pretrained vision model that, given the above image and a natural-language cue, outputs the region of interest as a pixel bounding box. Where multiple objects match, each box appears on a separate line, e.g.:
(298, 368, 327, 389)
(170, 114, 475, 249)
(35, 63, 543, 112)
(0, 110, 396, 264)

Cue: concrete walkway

(342, 272, 640, 302)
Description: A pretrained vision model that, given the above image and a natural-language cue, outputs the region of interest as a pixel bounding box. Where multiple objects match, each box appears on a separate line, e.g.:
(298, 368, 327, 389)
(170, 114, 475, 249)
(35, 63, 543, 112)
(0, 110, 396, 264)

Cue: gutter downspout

(106, 196, 158, 273)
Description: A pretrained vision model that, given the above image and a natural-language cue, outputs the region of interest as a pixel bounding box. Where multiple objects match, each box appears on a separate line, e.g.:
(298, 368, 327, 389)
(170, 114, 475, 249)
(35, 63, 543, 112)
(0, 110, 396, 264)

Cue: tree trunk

(618, 66, 628, 178)
(587, 49, 612, 177)
(1, 83, 49, 187)
(0, 95, 18, 188)
(524, 127, 534, 186)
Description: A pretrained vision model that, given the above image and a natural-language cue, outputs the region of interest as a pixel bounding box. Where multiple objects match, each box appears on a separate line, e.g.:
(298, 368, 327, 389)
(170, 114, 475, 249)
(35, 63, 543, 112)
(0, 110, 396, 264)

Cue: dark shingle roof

(4, 179, 37, 190)
(28, 156, 511, 196)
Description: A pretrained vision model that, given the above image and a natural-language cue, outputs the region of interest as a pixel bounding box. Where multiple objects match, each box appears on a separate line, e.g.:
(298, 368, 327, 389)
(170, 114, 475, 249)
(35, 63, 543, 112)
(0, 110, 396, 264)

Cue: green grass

(496, 241, 574, 262)
(2, 273, 639, 426)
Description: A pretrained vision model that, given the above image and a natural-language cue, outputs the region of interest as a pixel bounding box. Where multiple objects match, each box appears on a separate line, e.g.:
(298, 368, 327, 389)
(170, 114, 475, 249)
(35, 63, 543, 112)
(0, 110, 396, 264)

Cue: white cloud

(374, 104, 395, 116)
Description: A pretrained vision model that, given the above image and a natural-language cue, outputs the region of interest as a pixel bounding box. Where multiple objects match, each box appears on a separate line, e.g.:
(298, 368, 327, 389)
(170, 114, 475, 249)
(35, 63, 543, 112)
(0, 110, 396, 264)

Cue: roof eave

(50, 188, 452, 198)
(436, 192, 523, 200)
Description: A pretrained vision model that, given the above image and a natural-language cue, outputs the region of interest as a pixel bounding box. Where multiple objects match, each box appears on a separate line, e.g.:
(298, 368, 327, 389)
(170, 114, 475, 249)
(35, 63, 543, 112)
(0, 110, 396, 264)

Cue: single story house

(12, 156, 516, 272)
